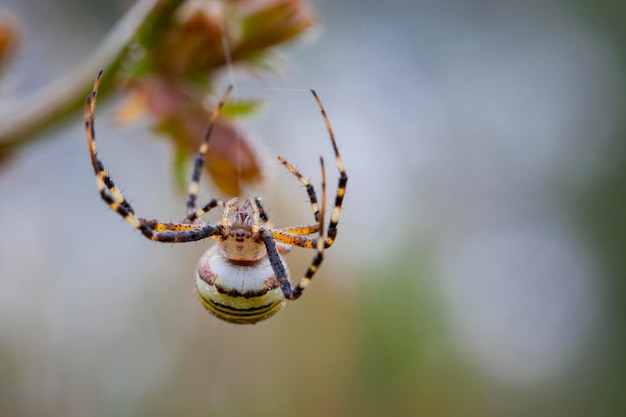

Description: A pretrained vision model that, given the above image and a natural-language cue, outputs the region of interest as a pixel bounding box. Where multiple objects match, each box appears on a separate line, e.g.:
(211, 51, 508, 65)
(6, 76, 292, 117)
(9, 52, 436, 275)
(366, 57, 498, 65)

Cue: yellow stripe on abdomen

(195, 277, 285, 324)
(195, 245, 289, 324)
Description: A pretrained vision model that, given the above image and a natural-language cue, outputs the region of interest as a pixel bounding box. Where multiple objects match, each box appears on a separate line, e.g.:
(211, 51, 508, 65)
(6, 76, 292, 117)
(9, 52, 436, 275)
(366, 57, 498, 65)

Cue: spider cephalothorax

(84, 70, 347, 324)
(217, 199, 269, 262)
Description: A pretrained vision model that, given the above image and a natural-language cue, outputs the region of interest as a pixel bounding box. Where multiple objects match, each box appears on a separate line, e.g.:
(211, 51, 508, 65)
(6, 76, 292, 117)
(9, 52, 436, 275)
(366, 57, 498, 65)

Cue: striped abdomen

(195, 246, 287, 324)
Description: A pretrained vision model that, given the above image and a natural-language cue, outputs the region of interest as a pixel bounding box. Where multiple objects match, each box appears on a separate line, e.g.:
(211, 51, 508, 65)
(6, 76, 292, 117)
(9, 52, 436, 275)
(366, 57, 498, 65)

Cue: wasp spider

(84, 71, 348, 324)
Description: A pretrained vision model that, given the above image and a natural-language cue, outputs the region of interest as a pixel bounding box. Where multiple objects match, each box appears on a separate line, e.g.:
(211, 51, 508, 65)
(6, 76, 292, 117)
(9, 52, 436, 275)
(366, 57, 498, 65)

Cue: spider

(84, 70, 347, 324)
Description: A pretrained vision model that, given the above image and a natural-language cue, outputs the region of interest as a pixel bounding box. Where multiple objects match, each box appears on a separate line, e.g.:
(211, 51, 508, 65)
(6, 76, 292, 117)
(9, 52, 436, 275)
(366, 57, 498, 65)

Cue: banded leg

(185, 198, 225, 223)
(261, 229, 291, 295)
(254, 197, 272, 227)
(277, 155, 320, 222)
(86, 70, 134, 214)
(186, 85, 233, 216)
(84, 72, 151, 238)
(85, 71, 220, 243)
(251, 198, 297, 254)
(278, 225, 320, 235)
(138, 218, 221, 242)
(271, 229, 319, 249)
(311, 89, 348, 248)
(263, 156, 327, 300)
(138, 221, 220, 243)
(248, 198, 261, 234)
(277, 90, 347, 249)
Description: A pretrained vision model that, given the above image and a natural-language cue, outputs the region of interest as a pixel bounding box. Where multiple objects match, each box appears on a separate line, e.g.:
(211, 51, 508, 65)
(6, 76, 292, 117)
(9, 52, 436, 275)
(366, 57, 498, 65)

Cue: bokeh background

(1, 0, 626, 416)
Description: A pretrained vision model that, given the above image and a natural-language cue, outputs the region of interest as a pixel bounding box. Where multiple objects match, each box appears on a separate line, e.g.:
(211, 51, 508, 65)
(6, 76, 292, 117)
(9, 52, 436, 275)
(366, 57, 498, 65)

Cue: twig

(0, 0, 177, 153)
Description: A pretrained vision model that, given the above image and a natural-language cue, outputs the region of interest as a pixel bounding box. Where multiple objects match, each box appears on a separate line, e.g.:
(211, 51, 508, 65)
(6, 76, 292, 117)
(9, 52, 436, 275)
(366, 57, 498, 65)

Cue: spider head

(218, 198, 266, 261)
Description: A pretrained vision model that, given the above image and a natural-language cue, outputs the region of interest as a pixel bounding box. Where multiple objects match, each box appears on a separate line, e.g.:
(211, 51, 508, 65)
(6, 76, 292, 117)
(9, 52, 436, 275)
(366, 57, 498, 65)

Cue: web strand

(218, 12, 241, 194)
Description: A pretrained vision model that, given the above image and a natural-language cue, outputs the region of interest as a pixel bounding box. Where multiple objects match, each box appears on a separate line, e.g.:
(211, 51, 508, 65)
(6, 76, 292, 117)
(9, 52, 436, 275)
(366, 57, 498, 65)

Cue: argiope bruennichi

(84, 70, 347, 324)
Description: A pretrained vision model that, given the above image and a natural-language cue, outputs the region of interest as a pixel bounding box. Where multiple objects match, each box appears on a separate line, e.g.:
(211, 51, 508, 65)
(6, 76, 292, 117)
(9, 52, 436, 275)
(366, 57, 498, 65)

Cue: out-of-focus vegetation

(0, 0, 315, 195)
(0, 10, 20, 74)
(1, 0, 626, 416)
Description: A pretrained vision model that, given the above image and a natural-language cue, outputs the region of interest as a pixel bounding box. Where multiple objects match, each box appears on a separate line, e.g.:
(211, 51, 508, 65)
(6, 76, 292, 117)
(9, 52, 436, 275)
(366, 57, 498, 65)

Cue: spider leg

(263, 157, 327, 300)
(271, 229, 319, 248)
(140, 221, 220, 243)
(277, 90, 346, 249)
(250, 197, 301, 254)
(261, 228, 292, 296)
(249, 198, 261, 235)
(277, 156, 320, 222)
(184, 198, 225, 224)
(275, 155, 322, 255)
(185, 85, 233, 217)
(311, 89, 348, 248)
(221, 197, 238, 229)
(281, 224, 320, 235)
(85, 71, 221, 244)
(253, 197, 272, 227)
(85, 70, 134, 214)
(139, 219, 205, 232)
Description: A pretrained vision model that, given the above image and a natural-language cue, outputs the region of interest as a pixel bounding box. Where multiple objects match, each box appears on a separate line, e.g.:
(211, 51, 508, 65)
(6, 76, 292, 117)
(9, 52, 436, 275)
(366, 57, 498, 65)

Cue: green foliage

(221, 99, 264, 118)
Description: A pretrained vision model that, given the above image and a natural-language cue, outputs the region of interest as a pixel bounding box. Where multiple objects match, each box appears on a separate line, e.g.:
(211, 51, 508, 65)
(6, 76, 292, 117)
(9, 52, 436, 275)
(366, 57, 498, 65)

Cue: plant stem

(0, 0, 181, 155)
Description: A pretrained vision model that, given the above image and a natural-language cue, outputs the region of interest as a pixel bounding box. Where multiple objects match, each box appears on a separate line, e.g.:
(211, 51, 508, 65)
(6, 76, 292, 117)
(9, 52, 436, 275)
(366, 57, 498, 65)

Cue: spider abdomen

(195, 246, 287, 324)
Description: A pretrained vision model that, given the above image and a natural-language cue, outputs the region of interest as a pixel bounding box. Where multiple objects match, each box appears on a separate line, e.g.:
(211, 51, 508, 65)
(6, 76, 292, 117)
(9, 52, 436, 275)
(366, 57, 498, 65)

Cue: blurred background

(1, 0, 626, 416)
